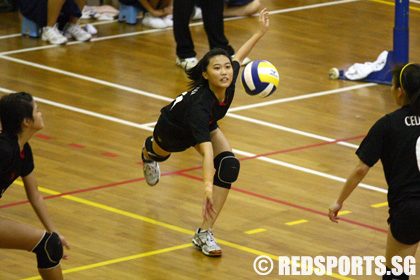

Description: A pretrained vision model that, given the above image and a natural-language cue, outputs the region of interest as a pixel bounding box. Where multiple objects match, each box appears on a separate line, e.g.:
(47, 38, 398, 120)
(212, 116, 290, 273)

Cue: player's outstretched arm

(233, 8, 269, 65)
(198, 142, 218, 220)
(328, 160, 370, 223)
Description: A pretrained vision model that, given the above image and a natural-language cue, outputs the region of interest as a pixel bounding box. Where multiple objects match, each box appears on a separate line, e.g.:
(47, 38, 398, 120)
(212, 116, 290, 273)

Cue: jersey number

(170, 91, 187, 111)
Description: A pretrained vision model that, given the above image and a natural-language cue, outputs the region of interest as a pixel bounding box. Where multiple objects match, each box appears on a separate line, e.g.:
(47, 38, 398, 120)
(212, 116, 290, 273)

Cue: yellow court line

(219, 240, 354, 280)
(370, 0, 420, 11)
(371, 202, 388, 208)
(244, 228, 267, 235)
(21, 243, 193, 280)
(337, 210, 352, 216)
(13, 181, 193, 235)
(13, 182, 354, 280)
(285, 219, 308, 226)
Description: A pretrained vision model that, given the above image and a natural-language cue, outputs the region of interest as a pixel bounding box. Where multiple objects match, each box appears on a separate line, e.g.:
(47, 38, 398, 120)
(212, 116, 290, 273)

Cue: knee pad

(382, 267, 409, 280)
(32, 232, 63, 269)
(143, 136, 170, 162)
(213, 151, 240, 189)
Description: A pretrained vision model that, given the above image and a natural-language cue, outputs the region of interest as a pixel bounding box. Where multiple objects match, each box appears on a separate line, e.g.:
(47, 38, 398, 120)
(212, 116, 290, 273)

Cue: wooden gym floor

(1, 0, 420, 279)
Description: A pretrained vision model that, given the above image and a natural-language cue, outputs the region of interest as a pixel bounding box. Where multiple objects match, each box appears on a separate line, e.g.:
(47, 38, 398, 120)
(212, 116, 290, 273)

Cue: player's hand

(258, 8, 269, 35)
(328, 201, 343, 223)
(58, 234, 70, 260)
(150, 9, 166, 17)
(162, 6, 172, 15)
(202, 186, 217, 220)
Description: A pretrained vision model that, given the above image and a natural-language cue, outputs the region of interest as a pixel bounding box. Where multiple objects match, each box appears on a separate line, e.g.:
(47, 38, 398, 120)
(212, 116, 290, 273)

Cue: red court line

(35, 134, 52, 140)
(158, 135, 366, 174)
(0, 178, 144, 208)
(239, 135, 365, 161)
(1, 135, 384, 234)
(102, 152, 119, 158)
(177, 172, 388, 234)
(68, 143, 86, 149)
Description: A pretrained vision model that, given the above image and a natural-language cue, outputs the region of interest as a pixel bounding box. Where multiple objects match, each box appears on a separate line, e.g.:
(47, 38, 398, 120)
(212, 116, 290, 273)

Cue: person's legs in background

(173, 0, 197, 70)
(200, 0, 234, 56)
(64, 0, 92, 41)
(42, 0, 68, 45)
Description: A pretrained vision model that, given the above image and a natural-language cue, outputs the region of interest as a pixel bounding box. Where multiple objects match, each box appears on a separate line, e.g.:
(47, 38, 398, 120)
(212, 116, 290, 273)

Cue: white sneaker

(191, 6, 202, 20)
(143, 160, 160, 186)
(241, 57, 252, 66)
(142, 13, 167, 29)
(41, 24, 68, 45)
(64, 23, 92, 41)
(176, 57, 198, 70)
(163, 15, 173, 27)
(192, 228, 222, 257)
(231, 55, 252, 66)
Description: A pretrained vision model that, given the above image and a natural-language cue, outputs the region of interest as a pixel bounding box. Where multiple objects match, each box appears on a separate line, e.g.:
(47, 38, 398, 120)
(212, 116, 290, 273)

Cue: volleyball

(241, 60, 279, 98)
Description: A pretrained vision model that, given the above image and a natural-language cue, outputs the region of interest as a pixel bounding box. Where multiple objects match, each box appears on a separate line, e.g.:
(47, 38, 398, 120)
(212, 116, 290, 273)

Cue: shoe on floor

(143, 160, 160, 186)
(192, 228, 222, 257)
(41, 24, 68, 45)
(142, 13, 167, 29)
(176, 57, 198, 70)
(191, 6, 202, 20)
(64, 23, 92, 41)
(163, 15, 173, 27)
(231, 55, 252, 66)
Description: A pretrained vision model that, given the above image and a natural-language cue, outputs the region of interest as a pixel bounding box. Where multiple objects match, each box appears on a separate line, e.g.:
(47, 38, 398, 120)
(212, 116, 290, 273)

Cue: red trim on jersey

(20, 147, 25, 158)
(219, 94, 229, 106)
(209, 100, 216, 125)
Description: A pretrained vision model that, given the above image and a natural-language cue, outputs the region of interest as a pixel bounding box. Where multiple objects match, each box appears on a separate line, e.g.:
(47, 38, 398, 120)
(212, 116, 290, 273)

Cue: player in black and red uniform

(0, 92, 69, 279)
(329, 63, 420, 280)
(141, 9, 269, 256)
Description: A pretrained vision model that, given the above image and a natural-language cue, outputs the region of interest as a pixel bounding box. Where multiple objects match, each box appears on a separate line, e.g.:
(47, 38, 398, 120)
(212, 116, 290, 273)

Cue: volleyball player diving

(141, 9, 270, 257)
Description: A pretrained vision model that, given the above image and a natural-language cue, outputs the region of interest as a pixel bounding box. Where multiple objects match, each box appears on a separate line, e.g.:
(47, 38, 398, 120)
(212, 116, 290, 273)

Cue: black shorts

(153, 113, 196, 153)
(389, 198, 420, 245)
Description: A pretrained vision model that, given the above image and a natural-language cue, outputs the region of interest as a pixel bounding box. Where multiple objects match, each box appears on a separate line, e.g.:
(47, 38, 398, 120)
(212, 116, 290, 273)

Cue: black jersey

(155, 60, 240, 152)
(0, 133, 34, 198)
(356, 105, 420, 212)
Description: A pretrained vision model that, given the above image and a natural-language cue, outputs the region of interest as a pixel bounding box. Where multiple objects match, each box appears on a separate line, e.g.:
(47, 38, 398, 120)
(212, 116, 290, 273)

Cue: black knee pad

(32, 232, 63, 269)
(382, 267, 409, 280)
(213, 151, 240, 189)
(143, 136, 170, 162)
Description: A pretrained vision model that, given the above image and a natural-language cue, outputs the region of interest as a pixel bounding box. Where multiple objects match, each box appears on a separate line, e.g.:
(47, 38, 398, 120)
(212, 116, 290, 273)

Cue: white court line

(227, 113, 360, 149)
(229, 83, 377, 112)
(0, 33, 22, 40)
(0, 86, 386, 195)
(0, 27, 172, 56)
(0, 53, 373, 147)
(0, 0, 359, 54)
(233, 149, 387, 194)
(0, 87, 155, 131)
(0, 55, 173, 102)
(34, 96, 155, 131)
(0, 19, 121, 41)
(0, 53, 376, 116)
(267, 0, 360, 15)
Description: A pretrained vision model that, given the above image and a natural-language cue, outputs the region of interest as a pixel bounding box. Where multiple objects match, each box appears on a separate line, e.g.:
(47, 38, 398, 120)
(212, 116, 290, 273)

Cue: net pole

(393, 0, 409, 64)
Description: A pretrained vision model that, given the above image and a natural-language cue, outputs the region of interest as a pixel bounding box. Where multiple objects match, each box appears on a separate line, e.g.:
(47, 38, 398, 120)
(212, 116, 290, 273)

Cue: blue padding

(22, 16, 40, 38)
(118, 3, 142, 25)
